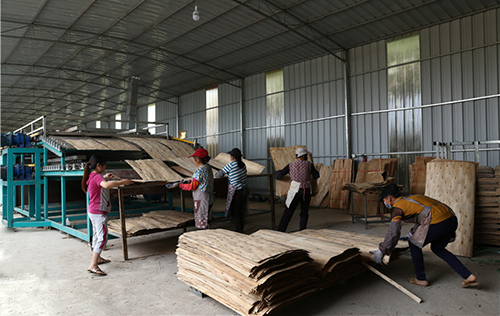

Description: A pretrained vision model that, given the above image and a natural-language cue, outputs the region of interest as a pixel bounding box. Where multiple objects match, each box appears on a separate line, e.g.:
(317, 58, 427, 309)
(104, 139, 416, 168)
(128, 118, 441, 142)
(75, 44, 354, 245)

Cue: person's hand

(370, 249, 384, 265)
(400, 232, 412, 241)
(122, 179, 133, 186)
(103, 173, 115, 179)
(166, 182, 179, 189)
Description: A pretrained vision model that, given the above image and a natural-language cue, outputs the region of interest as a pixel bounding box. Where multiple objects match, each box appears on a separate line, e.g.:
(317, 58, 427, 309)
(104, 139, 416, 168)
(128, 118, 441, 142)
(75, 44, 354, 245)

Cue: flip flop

(87, 266, 107, 276)
(408, 277, 428, 287)
(461, 279, 480, 288)
(98, 258, 111, 264)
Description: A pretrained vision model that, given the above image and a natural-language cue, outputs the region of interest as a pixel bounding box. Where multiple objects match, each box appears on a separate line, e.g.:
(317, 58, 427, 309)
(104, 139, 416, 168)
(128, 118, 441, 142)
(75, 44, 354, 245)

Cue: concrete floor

(1, 197, 499, 316)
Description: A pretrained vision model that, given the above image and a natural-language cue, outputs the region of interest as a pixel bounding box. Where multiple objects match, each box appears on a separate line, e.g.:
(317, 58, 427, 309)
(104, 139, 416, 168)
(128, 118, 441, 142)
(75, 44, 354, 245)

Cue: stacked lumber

(351, 158, 397, 215)
(177, 229, 320, 316)
(310, 164, 333, 207)
(251, 230, 362, 288)
(108, 210, 194, 237)
(474, 166, 500, 246)
(425, 159, 477, 257)
(409, 156, 436, 194)
(293, 229, 407, 264)
(329, 159, 354, 210)
(269, 146, 316, 197)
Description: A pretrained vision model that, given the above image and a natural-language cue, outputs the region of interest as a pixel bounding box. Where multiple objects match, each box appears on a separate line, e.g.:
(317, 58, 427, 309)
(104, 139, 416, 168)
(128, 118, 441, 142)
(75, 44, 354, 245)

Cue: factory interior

(1, 1, 499, 315)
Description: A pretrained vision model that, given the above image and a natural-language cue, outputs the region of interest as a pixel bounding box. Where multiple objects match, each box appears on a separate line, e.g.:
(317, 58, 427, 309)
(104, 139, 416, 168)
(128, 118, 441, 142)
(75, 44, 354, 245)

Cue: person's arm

(215, 163, 231, 178)
(378, 207, 404, 255)
(179, 178, 200, 191)
(100, 178, 133, 189)
(311, 164, 320, 179)
(274, 164, 290, 180)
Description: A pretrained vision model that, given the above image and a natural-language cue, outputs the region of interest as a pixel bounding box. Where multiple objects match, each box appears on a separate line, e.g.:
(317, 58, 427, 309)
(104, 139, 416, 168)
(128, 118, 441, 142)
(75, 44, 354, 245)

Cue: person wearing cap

(178, 148, 215, 229)
(274, 147, 320, 232)
(374, 183, 479, 288)
(215, 148, 248, 233)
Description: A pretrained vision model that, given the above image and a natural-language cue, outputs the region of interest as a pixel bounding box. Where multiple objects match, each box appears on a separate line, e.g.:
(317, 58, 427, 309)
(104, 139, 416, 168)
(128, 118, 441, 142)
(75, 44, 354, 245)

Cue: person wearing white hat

(274, 147, 319, 232)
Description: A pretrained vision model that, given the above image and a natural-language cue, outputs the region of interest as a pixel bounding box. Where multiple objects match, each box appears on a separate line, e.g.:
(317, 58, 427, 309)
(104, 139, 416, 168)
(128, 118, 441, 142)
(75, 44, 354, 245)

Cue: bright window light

(116, 113, 122, 129)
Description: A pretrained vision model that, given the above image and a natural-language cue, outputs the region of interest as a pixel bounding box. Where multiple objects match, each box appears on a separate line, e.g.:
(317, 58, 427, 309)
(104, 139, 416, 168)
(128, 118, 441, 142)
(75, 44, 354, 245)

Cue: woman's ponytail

(81, 154, 106, 193)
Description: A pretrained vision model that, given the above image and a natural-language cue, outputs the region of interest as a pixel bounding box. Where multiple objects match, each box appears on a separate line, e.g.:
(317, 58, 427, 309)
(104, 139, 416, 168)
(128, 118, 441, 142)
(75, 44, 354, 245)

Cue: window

(266, 68, 285, 148)
(116, 113, 122, 130)
(96, 121, 101, 129)
(206, 87, 219, 156)
(148, 104, 156, 134)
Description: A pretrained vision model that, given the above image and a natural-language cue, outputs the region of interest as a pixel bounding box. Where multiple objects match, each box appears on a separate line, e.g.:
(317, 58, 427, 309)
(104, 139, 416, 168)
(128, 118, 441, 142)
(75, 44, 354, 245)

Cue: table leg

(180, 189, 185, 212)
(269, 174, 276, 229)
(118, 189, 128, 261)
(364, 193, 368, 229)
(351, 191, 355, 224)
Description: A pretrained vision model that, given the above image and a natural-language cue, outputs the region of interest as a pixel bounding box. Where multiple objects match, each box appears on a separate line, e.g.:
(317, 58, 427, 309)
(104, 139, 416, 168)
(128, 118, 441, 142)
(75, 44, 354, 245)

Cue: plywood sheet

(56, 137, 109, 150)
(93, 138, 142, 151)
(158, 139, 195, 157)
(122, 137, 178, 161)
(209, 153, 265, 175)
(329, 159, 353, 209)
(409, 156, 436, 195)
(425, 160, 477, 257)
(125, 159, 184, 182)
(310, 164, 333, 207)
(108, 210, 194, 236)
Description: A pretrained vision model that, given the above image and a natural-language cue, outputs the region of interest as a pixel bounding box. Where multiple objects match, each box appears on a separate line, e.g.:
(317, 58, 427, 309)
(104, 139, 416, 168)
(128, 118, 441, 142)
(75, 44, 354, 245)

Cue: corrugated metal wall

(179, 90, 207, 148)
(218, 80, 242, 153)
(155, 99, 178, 136)
(421, 10, 499, 165)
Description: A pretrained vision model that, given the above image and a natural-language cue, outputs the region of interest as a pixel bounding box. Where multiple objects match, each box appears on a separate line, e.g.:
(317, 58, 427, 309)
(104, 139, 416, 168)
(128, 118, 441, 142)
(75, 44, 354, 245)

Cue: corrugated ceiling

(1, 0, 498, 132)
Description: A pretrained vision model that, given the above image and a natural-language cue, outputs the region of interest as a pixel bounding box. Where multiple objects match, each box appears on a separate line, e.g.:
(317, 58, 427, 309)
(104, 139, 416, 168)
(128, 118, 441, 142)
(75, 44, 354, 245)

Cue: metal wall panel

(420, 9, 500, 166)
(179, 90, 207, 148)
(155, 99, 178, 136)
(284, 54, 346, 166)
(218, 80, 242, 153)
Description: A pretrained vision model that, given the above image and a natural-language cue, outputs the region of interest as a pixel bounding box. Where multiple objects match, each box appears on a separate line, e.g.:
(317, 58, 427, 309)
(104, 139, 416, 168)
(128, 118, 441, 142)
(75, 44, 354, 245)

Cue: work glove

(370, 249, 384, 265)
(166, 182, 179, 189)
(399, 232, 413, 241)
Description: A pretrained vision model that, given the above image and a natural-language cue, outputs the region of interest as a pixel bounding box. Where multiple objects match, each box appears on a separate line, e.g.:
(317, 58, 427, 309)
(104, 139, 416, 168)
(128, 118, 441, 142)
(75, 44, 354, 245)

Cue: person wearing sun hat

(177, 148, 215, 229)
(374, 183, 479, 288)
(274, 147, 319, 232)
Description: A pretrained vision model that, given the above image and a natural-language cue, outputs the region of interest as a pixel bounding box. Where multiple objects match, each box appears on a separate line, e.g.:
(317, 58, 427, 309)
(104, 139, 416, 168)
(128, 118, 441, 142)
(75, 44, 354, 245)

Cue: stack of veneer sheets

(176, 229, 362, 315)
(474, 166, 500, 246)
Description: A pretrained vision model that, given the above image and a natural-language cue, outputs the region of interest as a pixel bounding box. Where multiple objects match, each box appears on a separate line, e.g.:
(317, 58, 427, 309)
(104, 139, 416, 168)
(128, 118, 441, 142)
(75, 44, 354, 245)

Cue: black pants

(229, 189, 247, 233)
(277, 189, 311, 232)
(409, 216, 471, 280)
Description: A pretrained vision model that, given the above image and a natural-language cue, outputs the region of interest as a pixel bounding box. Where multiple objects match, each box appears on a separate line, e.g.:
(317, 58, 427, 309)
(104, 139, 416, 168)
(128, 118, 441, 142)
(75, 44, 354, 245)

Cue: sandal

(98, 258, 111, 264)
(87, 266, 107, 276)
(408, 277, 429, 287)
(461, 279, 480, 288)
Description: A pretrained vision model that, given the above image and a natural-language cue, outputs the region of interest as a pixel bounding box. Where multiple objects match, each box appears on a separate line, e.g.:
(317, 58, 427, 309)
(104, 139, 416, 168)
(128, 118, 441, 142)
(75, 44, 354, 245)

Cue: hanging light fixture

(192, 1, 200, 21)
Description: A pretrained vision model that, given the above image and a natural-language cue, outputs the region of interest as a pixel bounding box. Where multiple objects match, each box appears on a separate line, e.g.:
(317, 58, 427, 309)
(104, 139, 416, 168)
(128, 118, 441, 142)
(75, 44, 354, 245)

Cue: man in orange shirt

(373, 184, 479, 288)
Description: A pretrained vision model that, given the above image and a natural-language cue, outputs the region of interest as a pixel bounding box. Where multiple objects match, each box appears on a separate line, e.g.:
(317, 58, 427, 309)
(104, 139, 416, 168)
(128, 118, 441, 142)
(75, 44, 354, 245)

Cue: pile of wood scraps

(108, 210, 194, 237)
(177, 229, 319, 316)
(474, 166, 500, 246)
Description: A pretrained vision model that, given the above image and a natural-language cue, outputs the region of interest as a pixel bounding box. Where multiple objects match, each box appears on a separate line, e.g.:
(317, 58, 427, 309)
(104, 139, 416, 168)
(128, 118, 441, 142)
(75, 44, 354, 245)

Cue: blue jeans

(409, 216, 472, 280)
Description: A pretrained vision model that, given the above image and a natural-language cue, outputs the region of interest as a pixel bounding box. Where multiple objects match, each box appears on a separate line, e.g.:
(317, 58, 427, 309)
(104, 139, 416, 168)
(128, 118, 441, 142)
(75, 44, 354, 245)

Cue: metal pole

(343, 50, 351, 158)
(240, 78, 244, 151)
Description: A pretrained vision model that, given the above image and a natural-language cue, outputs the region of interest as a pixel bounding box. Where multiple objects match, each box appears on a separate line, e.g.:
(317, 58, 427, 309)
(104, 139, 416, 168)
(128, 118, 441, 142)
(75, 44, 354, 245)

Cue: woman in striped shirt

(215, 148, 248, 233)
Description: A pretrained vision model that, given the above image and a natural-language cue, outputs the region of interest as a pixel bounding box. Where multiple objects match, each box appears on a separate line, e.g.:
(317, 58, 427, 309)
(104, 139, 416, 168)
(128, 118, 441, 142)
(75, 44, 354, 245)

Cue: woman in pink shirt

(81, 154, 132, 276)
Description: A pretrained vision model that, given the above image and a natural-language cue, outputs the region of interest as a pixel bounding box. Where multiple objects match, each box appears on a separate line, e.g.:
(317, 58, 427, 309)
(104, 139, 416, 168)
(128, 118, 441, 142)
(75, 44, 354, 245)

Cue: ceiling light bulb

(192, 5, 200, 21)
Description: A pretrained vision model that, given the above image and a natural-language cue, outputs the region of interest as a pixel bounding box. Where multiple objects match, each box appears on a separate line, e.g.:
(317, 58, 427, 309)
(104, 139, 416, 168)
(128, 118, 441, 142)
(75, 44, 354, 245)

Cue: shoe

(87, 266, 107, 276)
(98, 258, 111, 264)
(461, 279, 480, 288)
(408, 277, 429, 287)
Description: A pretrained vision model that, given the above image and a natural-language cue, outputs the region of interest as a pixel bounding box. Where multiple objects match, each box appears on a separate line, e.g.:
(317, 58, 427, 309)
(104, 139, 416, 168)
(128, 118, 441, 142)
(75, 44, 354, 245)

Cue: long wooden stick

(362, 262, 422, 303)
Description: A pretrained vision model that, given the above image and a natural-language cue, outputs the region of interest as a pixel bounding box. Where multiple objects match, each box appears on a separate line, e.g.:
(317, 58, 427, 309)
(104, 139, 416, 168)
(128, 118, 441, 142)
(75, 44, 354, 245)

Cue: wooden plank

(93, 138, 142, 151)
(425, 160, 477, 257)
(209, 152, 265, 175)
(108, 210, 194, 236)
(159, 139, 195, 157)
(125, 159, 184, 182)
(329, 159, 353, 210)
(362, 262, 422, 304)
(56, 137, 109, 150)
(311, 164, 333, 207)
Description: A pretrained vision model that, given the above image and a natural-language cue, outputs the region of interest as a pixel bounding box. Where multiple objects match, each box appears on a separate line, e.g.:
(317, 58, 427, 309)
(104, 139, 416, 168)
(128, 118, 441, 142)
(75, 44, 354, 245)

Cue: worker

(169, 148, 214, 229)
(215, 148, 248, 233)
(373, 183, 480, 288)
(274, 147, 319, 232)
(81, 154, 133, 276)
